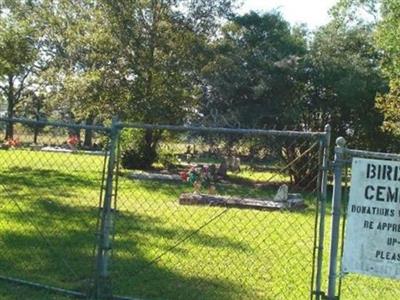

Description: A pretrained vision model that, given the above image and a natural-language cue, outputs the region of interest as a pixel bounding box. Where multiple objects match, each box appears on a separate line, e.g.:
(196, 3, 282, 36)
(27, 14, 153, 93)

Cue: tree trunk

(33, 114, 40, 144)
(283, 143, 318, 191)
(83, 114, 95, 148)
(5, 76, 15, 140)
(5, 110, 14, 140)
(142, 129, 158, 168)
(33, 127, 39, 144)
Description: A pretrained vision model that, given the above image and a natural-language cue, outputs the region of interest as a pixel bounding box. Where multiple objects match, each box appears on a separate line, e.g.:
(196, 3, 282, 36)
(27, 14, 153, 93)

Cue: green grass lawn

(0, 280, 74, 299)
(0, 149, 399, 300)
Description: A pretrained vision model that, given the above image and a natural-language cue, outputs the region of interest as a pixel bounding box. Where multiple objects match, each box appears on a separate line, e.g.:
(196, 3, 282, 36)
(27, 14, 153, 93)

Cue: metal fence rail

(0, 117, 329, 299)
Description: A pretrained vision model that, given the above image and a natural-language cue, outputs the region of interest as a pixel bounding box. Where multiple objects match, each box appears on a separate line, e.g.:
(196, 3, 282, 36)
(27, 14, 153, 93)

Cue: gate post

(315, 124, 331, 300)
(327, 137, 346, 300)
(94, 118, 120, 299)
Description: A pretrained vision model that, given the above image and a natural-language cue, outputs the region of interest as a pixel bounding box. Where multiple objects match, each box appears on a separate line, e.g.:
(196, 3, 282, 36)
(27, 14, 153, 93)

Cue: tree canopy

(375, 0, 400, 137)
(0, 0, 399, 153)
(201, 12, 307, 129)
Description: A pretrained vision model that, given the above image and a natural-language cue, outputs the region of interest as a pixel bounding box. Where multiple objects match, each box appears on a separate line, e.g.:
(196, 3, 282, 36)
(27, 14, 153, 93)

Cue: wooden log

(179, 193, 306, 211)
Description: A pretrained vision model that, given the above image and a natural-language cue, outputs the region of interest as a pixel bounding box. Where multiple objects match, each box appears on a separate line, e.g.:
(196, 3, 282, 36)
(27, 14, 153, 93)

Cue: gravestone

(225, 156, 241, 172)
(217, 161, 228, 178)
(273, 184, 289, 202)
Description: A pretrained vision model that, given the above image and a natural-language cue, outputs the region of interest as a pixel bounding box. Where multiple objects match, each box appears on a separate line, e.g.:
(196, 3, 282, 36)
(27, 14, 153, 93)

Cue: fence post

(315, 124, 331, 300)
(327, 137, 346, 300)
(94, 118, 120, 299)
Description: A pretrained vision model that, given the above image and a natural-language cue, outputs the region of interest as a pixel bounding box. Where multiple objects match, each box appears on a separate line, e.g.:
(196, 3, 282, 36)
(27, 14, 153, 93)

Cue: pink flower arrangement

(179, 164, 217, 194)
(67, 135, 80, 148)
(179, 170, 188, 181)
(4, 138, 20, 148)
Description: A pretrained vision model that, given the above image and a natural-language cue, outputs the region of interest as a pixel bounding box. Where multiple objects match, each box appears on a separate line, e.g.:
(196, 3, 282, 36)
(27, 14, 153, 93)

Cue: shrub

(120, 128, 159, 170)
(121, 144, 157, 170)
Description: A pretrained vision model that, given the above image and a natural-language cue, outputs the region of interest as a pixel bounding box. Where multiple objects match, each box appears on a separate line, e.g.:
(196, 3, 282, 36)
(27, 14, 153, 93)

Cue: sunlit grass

(228, 167, 290, 182)
(0, 149, 398, 299)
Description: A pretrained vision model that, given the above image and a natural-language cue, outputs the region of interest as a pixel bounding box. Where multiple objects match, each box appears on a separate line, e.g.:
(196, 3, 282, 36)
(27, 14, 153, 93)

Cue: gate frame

(93, 118, 119, 299)
(326, 137, 400, 300)
(314, 125, 332, 300)
(115, 121, 331, 300)
(0, 117, 330, 299)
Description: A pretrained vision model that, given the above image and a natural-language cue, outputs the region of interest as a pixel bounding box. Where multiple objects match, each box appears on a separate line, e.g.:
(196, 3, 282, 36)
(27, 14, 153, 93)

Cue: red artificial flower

(179, 171, 188, 181)
(67, 135, 80, 146)
(5, 138, 20, 148)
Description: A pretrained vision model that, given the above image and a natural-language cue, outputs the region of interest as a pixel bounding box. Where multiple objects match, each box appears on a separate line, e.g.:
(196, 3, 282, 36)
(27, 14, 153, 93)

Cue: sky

(238, 0, 339, 29)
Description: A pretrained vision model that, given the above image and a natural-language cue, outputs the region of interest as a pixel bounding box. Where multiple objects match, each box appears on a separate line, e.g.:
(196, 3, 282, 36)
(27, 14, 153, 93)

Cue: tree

(0, 3, 38, 139)
(374, 0, 400, 138)
(201, 12, 308, 129)
(20, 90, 48, 144)
(329, 0, 380, 25)
(200, 12, 321, 186)
(100, 0, 236, 168)
(30, 0, 120, 147)
(305, 19, 387, 150)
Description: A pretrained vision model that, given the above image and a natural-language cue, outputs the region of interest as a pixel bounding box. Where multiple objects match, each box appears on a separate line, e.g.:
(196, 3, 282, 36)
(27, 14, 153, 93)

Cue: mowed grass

(0, 149, 399, 299)
(0, 280, 74, 299)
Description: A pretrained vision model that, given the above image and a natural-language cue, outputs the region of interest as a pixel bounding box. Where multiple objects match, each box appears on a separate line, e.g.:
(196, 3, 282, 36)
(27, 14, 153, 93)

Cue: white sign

(342, 158, 400, 279)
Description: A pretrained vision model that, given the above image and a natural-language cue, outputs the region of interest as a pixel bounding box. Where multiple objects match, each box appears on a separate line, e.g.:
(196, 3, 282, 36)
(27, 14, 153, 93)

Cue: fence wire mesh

(335, 151, 400, 300)
(112, 126, 324, 299)
(0, 119, 111, 298)
(0, 118, 327, 299)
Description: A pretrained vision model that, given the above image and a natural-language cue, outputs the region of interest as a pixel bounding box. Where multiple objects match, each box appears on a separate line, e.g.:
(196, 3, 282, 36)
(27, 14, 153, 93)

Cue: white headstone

(274, 184, 288, 202)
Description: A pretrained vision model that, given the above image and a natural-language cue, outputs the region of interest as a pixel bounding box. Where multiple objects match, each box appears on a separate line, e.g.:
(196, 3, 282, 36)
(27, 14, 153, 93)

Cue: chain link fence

(0, 118, 111, 298)
(0, 118, 329, 299)
(108, 124, 327, 299)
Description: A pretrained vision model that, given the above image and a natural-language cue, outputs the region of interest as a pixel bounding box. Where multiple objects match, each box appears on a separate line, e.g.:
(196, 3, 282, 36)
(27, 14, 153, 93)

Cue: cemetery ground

(0, 149, 398, 299)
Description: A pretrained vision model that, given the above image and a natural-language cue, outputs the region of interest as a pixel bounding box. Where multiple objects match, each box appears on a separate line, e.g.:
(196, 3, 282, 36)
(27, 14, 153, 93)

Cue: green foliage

(374, 0, 400, 138)
(157, 148, 178, 171)
(121, 145, 157, 170)
(101, 1, 208, 123)
(0, 19, 36, 76)
(376, 79, 400, 137)
(0, 1, 48, 139)
(33, 0, 119, 122)
(330, 0, 400, 148)
(200, 8, 388, 151)
(306, 20, 387, 149)
(376, 0, 400, 76)
(32, 0, 236, 164)
(329, 0, 379, 25)
(120, 129, 159, 170)
(1, 0, 399, 151)
(201, 12, 307, 129)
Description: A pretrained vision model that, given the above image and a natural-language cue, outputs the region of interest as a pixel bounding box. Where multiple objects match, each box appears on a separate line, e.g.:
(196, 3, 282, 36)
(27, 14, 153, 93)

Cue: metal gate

(110, 123, 330, 300)
(0, 118, 113, 299)
(0, 117, 330, 299)
(326, 137, 400, 300)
